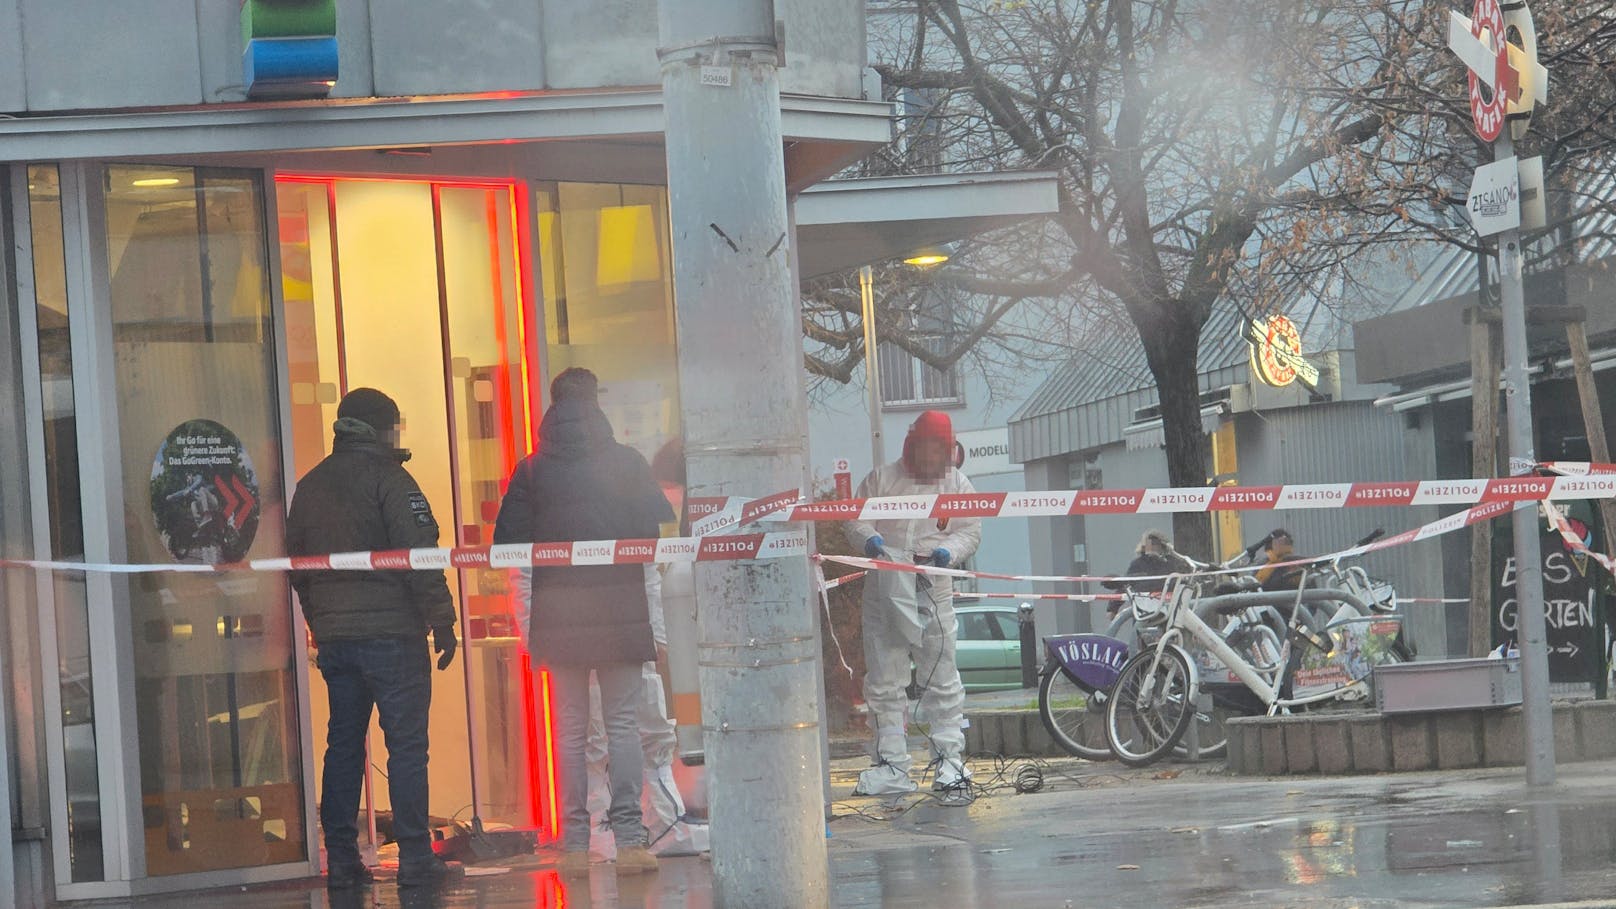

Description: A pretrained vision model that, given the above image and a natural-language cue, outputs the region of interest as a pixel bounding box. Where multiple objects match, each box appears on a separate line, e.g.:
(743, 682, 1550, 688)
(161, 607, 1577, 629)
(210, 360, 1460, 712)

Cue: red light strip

(538, 666, 560, 837)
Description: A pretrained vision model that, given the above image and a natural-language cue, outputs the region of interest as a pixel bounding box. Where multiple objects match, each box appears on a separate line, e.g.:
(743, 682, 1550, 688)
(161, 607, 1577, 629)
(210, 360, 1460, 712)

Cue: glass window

(26, 163, 104, 882)
(989, 612, 1019, 641)
(957, 612, 994, 641)
(537, 182, 681, 474)
(878, 336, 962, 408)
(103, 165, 305, 876)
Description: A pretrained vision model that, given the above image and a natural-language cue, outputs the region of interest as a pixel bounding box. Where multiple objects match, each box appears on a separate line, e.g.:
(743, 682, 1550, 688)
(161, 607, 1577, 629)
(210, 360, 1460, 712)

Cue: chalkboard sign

(1491, 518, 1606, 691)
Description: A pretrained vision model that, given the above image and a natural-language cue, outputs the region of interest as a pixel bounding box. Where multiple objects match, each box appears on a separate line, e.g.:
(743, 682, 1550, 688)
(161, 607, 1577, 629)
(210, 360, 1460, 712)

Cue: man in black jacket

(494, 368, 673, 876)
(286, 388, 459, 889)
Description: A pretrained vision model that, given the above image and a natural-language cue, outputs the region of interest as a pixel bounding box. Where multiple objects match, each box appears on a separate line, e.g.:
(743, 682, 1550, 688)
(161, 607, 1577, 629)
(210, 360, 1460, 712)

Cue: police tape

(0, 489, 813, 576)
(1538, 461, 1616, 476)
(815, 497, 1520, 587)
(727, 474, 1616, 524)
(1543, 501, 1616, 576)
(0, 532, 812, 576)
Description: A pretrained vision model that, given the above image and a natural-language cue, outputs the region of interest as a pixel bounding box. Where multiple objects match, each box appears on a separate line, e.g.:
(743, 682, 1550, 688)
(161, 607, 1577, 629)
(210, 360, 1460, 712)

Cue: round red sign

(1468, 0, 1507, 142)
(1253, 315, 1303, 387)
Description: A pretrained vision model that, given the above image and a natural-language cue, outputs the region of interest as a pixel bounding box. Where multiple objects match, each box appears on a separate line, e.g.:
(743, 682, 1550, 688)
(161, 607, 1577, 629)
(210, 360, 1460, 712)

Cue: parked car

(954, 603, 1024, 692)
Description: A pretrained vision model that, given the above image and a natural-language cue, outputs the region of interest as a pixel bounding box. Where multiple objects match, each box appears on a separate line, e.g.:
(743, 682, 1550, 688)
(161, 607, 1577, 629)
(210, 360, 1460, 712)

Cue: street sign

(832, 457, 852, 499)
(1467, 156, 1522, 236)
(1518, 155, 1545, 231)
(1448, 0, 1515, 141)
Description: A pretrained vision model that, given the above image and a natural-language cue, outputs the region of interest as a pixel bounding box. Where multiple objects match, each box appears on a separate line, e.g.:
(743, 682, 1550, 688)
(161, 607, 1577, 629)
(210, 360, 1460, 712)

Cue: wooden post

(1564, 316, 1616, 551)
(1468, 308, 1501, 657)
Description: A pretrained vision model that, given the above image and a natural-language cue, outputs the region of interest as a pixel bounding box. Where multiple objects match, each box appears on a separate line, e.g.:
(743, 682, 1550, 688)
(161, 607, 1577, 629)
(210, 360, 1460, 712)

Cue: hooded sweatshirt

(493, 399, 673, 665)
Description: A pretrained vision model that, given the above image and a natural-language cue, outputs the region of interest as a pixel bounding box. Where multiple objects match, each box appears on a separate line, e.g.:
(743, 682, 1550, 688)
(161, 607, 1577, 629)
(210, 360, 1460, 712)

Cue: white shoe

(853, 763, 917, 796)
(932, 757, 971, 792)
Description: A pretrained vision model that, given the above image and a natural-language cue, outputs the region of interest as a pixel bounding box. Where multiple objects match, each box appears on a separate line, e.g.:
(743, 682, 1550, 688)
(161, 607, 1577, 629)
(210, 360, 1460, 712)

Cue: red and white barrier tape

(0, 532, 811, 576)
(817, 570, 866, 592)
(743, 475, 1616, 524)
(1543, 502, 1616, 575)
(815, 498, 1517, 587)
(1539, 461, 1616, 476)
(954, 592, 1121, 602)
(0, 489, 812, 576)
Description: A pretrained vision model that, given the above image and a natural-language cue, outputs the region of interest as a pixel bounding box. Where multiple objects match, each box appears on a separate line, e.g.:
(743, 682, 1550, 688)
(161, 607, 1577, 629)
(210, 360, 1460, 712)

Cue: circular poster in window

(150, 419, 261, 564)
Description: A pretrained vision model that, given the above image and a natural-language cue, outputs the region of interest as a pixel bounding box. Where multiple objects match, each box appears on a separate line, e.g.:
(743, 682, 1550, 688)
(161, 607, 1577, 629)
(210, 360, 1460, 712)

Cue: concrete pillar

(657, 1, 829, 904)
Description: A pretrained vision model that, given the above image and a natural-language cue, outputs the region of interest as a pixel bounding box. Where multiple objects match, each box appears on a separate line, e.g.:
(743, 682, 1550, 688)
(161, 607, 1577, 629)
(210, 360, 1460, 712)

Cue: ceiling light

(903, 250, 949, 268)
(132, 177, 181, 187)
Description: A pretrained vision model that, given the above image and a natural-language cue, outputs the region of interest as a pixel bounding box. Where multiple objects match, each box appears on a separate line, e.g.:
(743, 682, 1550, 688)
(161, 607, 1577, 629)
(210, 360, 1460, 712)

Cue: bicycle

(1102, 565, 1400, 768)
(1038, 535, 1284, 761)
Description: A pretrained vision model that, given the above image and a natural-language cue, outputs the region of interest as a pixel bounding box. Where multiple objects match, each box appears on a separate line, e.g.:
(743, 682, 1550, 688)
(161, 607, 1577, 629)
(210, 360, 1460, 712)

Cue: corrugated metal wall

(1234, 402, 1436, 601)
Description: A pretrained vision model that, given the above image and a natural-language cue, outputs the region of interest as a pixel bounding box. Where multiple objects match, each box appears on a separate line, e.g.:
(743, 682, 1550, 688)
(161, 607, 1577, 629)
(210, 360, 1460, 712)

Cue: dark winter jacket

(492, 399, 674, 666)
(1102, 551, 1195, 592)
(285, 418, 457, 642)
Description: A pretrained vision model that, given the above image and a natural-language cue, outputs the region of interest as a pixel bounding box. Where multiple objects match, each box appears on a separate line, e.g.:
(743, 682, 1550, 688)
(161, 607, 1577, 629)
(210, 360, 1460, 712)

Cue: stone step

(1226, 700, 1616, 774)
(961, 701, 1616, 774)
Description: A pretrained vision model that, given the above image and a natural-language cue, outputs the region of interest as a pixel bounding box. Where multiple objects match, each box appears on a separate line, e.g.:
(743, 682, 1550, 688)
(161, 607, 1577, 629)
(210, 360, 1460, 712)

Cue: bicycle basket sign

(1045, 634, 1129, 690)
(150, 419, 261, 564)
(1246, 315, 1319, 389)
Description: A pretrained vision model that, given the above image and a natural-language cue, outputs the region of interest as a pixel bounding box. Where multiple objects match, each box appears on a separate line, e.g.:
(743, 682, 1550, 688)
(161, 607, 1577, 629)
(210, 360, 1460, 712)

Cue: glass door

(101, 164, 307, 879)
(274, 175, 550, 846)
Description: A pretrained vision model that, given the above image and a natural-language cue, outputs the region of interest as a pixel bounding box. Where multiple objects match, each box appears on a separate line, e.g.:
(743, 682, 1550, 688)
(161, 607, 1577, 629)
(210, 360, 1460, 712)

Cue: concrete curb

(1225, 700, 1616, 775)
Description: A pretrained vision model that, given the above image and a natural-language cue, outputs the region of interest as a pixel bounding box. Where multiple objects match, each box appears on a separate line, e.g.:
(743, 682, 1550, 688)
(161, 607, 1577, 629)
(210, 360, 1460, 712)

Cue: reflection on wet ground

(101, 760, 1616, 908)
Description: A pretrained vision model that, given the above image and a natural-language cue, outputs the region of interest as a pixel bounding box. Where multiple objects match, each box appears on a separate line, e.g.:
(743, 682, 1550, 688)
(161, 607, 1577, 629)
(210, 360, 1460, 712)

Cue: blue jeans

(317, 636, 434, 865)
(552, 663, 647, 852)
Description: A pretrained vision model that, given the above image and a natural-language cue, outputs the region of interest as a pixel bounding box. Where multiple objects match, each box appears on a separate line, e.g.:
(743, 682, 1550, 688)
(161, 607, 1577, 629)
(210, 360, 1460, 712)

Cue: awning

(1373, 347, 1616, 411)
(1123, 404, 1227, 451)
(793, 171, 1060, 279)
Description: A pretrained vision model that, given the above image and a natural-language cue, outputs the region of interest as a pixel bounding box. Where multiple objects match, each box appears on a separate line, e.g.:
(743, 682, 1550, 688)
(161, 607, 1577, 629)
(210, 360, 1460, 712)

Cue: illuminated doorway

(274, 175, 557, 847)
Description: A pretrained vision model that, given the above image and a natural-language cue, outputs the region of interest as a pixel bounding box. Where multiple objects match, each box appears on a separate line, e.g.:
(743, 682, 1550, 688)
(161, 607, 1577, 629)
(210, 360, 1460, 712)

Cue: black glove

(432, 624, 458, 670)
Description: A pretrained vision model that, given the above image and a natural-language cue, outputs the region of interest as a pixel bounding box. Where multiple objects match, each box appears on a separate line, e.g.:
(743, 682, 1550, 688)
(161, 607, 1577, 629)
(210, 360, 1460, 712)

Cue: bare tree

(819, 0, 1616, 556)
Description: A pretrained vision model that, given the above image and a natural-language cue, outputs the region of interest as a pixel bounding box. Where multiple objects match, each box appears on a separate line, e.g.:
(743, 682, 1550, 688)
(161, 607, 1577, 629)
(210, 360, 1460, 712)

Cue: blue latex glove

(864, 535, 885, 558)
(931, 548, 951, 568)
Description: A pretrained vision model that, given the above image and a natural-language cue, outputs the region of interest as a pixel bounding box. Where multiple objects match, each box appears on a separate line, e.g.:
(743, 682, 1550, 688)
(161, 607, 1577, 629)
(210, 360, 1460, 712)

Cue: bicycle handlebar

(1353, 528, 1385, 548)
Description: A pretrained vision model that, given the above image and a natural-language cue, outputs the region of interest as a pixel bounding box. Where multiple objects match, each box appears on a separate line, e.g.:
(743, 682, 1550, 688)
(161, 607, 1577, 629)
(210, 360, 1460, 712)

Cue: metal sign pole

(1494, 125, 1555, 786)
(860, 265, 885, 468)
(1448, 0, 1555, 786)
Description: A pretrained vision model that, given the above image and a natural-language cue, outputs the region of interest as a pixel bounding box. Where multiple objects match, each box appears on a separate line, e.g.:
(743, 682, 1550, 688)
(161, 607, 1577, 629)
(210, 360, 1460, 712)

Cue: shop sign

(150, 420, 261, 564)
(832, 457, 852, 499)
(1246, 315, 1319, 389)
(955, 427, 1015, 477)
(1491, 519, 1606, 688)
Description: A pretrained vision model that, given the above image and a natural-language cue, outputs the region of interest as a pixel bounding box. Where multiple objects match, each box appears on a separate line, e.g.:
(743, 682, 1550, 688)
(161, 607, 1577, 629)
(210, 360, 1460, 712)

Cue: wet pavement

(83, 757, 1616, 908)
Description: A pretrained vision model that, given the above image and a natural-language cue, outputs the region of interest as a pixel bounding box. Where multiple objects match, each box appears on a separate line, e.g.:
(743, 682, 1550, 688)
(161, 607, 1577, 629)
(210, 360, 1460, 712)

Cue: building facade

(0, 1, 906, 903)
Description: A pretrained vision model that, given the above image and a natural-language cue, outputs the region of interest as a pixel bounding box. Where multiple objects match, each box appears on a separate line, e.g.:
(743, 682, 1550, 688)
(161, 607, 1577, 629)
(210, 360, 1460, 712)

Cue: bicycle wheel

(1105, 648, 1196, 768)
(1038, 665, 1112, 760)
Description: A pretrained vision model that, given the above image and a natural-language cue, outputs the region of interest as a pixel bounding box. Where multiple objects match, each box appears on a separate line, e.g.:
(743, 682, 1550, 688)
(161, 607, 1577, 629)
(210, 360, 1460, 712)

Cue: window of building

(878, 335, 962, 408)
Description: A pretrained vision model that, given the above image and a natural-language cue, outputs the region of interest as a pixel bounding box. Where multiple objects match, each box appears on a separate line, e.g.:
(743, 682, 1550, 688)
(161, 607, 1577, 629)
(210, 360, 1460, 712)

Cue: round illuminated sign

(1467, 0, 1508, 142)
(1251, 315, 1305, 388)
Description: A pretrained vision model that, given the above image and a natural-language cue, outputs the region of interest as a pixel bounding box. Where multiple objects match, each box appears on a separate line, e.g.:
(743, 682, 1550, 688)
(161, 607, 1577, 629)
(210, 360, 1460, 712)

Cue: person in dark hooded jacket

(493, 367, 673, 876)
(285, 387, 459, 889)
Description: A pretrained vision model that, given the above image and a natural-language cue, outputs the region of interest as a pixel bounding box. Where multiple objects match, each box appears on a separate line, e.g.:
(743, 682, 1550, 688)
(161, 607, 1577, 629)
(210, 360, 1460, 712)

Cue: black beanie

(337, 387, 400, 434)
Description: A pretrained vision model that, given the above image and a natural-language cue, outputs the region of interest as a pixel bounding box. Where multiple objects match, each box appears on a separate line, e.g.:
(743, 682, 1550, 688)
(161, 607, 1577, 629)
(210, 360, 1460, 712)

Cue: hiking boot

(326, 860, 374, 889)
(853, 762, 916, 796)
(556, 850, 590, 877)
(616, 845, 659, 874)
(397, 856, 461, 887)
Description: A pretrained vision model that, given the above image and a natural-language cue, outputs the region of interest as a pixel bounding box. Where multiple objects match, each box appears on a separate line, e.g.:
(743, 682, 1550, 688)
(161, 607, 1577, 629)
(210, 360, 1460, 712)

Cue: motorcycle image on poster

(149, 419, 261, 564)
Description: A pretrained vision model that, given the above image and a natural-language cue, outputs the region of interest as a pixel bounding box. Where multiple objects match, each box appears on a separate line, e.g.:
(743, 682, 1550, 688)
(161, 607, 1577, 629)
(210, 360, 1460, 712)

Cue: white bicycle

(1103, 569, 1400, 768)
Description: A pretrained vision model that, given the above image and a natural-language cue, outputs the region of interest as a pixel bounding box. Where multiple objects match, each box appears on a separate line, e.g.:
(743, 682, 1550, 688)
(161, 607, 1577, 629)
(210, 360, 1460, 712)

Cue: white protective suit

(846, 460, 982, 773)
(513, 567, 708, 857)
